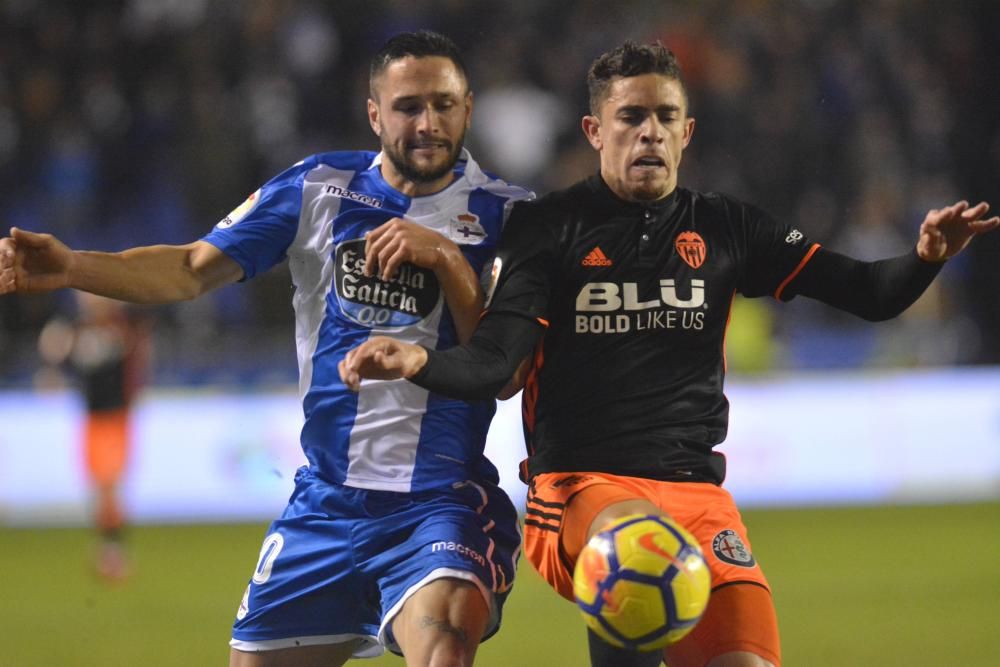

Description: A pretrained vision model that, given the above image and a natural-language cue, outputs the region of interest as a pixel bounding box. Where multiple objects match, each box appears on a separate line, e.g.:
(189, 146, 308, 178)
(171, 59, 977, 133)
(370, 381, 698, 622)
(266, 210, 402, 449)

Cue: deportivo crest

(218, 188, 261, 228)
(448, 212, 487, 245)
(675, 231, 706, 269)
(335, 239, 440, 327)
(711, 529, 756, 567)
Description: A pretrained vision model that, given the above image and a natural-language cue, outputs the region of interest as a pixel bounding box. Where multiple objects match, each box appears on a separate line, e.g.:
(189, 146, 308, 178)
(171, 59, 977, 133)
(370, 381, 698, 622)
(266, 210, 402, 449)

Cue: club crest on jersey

(711, 529, 756, 567)
(675, 231, 706, 269)
(218, 188, 261, 228)
(335, 239, 440, 328)
(448, 212, 487, 245)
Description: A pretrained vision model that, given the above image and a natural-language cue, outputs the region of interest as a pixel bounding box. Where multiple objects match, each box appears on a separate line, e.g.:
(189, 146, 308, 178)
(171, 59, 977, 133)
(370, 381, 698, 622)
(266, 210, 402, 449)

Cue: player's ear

(682, 117, 695, 148)
(367, 98, 381, 136)
(464, 91, 474, 130)
(582, 115, 602, 151)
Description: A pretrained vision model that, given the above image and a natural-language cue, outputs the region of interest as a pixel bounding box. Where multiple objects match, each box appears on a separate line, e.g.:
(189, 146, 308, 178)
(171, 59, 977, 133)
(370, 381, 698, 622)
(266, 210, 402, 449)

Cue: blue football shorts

(229, 466, 521, 658)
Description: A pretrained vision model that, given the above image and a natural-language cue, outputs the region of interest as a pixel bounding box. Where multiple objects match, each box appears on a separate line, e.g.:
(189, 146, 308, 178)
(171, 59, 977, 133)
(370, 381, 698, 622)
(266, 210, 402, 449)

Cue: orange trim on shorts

(774, 242, 821, 301)
(84, 409, 131, 485)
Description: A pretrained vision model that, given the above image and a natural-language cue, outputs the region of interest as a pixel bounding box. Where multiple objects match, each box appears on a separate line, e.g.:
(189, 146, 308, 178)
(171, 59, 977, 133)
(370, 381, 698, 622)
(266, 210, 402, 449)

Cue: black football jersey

(486, 174, 818, 483)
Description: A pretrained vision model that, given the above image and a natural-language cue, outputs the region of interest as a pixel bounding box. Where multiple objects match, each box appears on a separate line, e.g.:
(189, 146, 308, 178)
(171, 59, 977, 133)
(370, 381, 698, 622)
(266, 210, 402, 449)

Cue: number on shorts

(252, 533, 284, 584)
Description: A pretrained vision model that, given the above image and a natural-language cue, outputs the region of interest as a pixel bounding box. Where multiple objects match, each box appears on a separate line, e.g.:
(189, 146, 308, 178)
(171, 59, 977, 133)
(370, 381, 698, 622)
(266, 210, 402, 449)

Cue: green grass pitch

(1, 503, 997, 666)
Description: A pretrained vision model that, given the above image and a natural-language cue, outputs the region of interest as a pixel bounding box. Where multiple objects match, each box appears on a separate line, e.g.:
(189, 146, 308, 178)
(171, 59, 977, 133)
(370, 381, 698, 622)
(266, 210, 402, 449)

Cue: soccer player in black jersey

(340, 42, 999, 667)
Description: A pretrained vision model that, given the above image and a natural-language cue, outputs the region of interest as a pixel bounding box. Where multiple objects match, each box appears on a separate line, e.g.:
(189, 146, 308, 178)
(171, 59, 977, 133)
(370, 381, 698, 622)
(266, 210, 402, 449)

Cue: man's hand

(0, 227, 75, 295)
(338, 336, 429, 392)
(364, 217, 458, 280)
(916, 200, 1000, 262)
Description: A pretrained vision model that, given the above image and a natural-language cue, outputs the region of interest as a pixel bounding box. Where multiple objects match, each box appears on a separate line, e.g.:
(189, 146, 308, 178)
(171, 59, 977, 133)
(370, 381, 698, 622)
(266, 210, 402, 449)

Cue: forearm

(434, 247, 484, 343)
(71, 242, 238, 304)
(411, 311, 544, 400)
(790, 247, 943, 321)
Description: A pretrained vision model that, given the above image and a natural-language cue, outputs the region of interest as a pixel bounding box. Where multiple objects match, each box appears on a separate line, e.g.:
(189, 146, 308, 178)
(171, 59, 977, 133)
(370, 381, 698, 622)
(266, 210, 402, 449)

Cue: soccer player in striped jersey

(338, 41, 999, 667)
(1, 31, 531, 667)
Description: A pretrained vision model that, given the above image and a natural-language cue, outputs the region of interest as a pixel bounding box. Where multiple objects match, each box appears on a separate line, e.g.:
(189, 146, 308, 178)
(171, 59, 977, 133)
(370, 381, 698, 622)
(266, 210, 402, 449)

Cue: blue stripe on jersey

(202, 149, 532, 492)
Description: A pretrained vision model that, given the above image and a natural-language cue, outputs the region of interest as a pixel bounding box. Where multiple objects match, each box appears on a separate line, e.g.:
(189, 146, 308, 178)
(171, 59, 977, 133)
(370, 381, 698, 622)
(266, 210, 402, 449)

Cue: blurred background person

(35, 291, 150, 581)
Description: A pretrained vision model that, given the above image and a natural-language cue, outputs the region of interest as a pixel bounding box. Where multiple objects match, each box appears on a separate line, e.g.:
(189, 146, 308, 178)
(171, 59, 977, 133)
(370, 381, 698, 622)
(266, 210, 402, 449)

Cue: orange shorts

(83, 409, 131, 486)
(525, 471, 780, 666)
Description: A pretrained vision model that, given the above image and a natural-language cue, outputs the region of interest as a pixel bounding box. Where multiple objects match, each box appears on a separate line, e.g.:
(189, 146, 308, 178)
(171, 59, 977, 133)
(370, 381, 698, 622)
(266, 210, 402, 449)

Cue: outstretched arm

(363, 218, 483, 342)
(0, 227, 242, 303)
(339, 311, 544, 400)
(788, 200, 999, 320)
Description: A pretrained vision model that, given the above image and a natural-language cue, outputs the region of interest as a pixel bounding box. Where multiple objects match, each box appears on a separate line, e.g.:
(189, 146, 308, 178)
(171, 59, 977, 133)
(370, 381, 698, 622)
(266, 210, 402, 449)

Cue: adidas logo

(582, 246, 612, 267)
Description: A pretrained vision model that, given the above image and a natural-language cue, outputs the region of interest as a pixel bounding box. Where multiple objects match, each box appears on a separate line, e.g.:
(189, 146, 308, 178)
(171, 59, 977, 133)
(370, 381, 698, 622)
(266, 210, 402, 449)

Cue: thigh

(231, 470, 382, 658)
(665, 583, 780, 667)
(390, 577, 489, 667)
(524, 472, 656, 601)
(229, 640, 360, 667)
(655, 483, 770, 591)
(367, 479, 521, 654)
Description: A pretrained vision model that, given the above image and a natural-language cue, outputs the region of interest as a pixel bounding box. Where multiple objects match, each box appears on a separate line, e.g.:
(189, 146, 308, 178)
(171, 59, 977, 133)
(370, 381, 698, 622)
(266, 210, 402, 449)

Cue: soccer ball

(573, 513, 711, 651)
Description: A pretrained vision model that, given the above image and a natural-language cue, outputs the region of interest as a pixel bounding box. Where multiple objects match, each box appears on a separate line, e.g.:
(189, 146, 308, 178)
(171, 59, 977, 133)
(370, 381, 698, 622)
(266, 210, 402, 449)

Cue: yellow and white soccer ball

(573, 513, 711, 651)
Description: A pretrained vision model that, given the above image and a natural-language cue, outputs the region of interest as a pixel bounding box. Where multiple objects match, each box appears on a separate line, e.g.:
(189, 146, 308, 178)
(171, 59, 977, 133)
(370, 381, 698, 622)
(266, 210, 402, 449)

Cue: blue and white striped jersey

(202, 149, 532, 493)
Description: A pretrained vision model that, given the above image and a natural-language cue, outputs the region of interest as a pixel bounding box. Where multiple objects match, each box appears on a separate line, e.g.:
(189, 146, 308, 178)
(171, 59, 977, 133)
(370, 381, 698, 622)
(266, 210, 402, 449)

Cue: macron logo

(582, 246, 613, 267)
(431, 541, 486, 567)
(325, 184, 384, 209)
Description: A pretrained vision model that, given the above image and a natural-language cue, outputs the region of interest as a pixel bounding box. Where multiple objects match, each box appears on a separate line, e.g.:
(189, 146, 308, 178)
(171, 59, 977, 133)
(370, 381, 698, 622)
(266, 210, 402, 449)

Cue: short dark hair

(587, 41, 687, 114)
(369, 30, 468, 98)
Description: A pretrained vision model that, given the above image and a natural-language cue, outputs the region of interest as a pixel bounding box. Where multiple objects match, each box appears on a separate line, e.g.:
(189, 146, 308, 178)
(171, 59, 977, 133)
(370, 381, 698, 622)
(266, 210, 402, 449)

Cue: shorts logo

(431, 541, 486, 567)
(236, 584, 250, 620)
(712, 529, 756, 567)
(218, 189, 261, 228)
(675, 231, 706, 269)
(785, 229, 804, 244)
(582, 246, 613, 267)
(335, 239, 440, 328)
(449, 212, 487, 245)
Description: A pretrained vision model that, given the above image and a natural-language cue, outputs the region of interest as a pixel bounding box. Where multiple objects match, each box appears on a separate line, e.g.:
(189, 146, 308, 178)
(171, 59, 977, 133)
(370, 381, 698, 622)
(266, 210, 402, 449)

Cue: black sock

(587, 628, 663, 667)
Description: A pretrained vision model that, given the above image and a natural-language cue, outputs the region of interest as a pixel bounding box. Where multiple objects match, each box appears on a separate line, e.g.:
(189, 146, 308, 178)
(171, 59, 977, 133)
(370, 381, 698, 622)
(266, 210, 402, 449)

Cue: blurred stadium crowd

(1, 0, 998, 387)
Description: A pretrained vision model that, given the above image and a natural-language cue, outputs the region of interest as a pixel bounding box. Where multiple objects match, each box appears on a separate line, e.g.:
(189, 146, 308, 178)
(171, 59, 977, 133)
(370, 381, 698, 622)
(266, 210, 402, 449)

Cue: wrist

(405, 345, 429, 379)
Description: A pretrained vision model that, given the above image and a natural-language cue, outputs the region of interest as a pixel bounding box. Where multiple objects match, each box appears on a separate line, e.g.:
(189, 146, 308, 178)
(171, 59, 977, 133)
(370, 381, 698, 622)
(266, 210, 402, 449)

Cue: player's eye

(395, 103, 422, 115)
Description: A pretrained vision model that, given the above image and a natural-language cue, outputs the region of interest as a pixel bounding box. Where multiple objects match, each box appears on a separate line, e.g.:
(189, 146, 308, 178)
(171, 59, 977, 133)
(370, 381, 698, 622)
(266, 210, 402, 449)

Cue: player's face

(582, 74, 695, 202)
(369, 56, 471, 196)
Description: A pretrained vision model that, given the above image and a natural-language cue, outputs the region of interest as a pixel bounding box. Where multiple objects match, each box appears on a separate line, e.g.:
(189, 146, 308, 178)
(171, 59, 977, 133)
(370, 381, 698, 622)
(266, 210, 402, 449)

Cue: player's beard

(381, 131, 465, 185)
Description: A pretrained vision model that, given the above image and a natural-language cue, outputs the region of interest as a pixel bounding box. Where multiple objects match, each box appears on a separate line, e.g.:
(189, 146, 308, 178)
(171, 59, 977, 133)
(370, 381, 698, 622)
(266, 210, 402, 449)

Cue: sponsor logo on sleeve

(335, 239, 440, 327)
(218, 188, 261, 228)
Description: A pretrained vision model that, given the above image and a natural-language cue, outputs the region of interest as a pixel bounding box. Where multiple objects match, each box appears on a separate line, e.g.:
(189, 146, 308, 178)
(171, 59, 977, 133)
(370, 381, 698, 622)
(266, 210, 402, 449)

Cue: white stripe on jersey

(291, 164, 352, 400)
